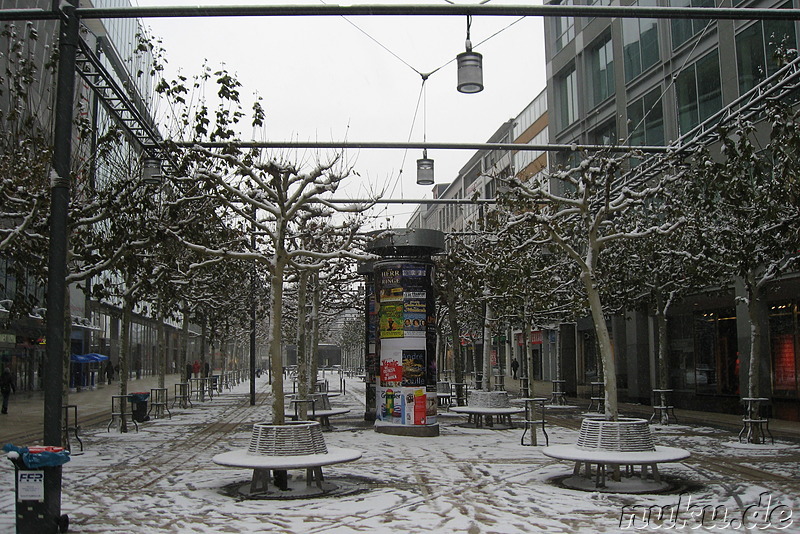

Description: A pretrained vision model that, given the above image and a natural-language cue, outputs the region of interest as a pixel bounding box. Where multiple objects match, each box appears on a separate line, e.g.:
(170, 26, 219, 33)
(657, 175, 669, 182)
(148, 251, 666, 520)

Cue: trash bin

(4, 444, 70, 533)
(475, 373, 483, 390)
(129, 392, 150, 423)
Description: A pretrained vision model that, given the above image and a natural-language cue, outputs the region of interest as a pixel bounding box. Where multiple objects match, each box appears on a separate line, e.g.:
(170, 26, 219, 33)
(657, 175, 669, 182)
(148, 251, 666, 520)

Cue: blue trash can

(5, 445, 70, 533)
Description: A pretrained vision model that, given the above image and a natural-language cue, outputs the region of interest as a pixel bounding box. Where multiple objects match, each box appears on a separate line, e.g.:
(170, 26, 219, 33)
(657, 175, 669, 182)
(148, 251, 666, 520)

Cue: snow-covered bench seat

(450, 391, 523, 428)
(542, 418, 689, 489)
(212, 421, 361, 496)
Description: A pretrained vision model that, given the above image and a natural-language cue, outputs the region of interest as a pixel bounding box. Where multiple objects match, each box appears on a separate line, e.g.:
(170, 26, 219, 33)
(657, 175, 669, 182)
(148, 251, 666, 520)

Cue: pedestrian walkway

(0, 373, 183, 446)
(0, 375, 798, 533)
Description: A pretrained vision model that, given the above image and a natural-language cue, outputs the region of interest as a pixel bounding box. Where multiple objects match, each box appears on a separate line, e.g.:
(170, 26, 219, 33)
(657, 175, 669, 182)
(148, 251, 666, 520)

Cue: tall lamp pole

(44, 0, 79, 527)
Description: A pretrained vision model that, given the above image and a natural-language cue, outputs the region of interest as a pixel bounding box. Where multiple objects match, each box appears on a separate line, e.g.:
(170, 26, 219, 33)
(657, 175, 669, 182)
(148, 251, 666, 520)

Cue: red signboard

(516, 331, 543, 346)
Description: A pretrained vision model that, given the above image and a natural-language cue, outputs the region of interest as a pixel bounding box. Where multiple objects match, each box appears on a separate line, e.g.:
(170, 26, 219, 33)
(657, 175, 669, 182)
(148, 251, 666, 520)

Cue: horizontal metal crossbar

(173, 140, 668, 154)
(3, 4, 800, 22)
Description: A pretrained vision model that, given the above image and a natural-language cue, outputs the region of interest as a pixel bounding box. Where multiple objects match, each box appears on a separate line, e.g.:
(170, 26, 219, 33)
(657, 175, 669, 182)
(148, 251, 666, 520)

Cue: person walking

(1, 367, 16, 414)
(511, 358, 519, 380)
(192, 360, 201, 378)
(105, 360, 115, 385)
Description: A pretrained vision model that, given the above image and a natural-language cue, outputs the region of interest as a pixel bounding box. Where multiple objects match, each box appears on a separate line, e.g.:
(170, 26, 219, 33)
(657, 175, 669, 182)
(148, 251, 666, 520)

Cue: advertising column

(358, 262, 378, 421)
(375, 260, 438, 436)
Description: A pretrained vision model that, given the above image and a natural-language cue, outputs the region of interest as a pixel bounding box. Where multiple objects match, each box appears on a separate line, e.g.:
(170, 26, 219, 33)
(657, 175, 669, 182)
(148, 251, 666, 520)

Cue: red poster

(381, 360, 402, 383)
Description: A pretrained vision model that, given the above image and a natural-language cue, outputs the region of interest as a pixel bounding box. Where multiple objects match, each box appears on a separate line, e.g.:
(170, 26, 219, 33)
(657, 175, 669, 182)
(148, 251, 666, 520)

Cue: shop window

(770, 302, 798, 397)
(694, 309, 739, 396)
(667, 313, 696, 390)
(622, 0, 660, 82)
(675, 50, 722, 135)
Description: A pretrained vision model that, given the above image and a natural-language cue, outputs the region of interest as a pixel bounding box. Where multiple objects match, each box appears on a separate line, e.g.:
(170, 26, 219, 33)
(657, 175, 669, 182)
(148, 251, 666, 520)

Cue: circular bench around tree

(450, 390, 524, 428)
(543, 418, 690, 492)
(213, 421, 361, 498)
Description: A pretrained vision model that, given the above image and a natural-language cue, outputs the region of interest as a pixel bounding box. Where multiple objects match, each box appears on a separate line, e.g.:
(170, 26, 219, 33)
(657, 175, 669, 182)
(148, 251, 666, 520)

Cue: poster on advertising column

(375, 260, 437, 426)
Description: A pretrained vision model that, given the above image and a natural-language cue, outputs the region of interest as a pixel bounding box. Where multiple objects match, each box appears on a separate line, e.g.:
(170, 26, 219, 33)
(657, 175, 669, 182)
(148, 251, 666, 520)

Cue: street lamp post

(43, 0, 79, 529)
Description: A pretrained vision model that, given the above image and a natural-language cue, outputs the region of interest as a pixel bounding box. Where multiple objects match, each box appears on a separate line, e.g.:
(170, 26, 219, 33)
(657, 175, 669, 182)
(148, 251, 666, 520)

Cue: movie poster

(379, 303, 404, 339)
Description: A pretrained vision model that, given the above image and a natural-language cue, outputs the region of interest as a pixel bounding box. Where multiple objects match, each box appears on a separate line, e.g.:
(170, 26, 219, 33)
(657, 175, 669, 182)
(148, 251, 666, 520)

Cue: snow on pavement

(1, 377, 798, 533)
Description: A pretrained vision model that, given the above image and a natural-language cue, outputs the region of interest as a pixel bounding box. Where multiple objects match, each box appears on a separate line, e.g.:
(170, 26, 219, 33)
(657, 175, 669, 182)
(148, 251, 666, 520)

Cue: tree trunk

(310, 272, 321, 387)
(746, 274, 764, 401)
(447, 286, 463, 387)
(581, 269, 618, 420)
(181, 301, 190, 382)
(655, 294, 669, 391)
(200, 319, 207, 377)
(119, 294, 132, 432)
(157, 311, 166, 389)
(523, 303, 533, 398)
(482, 299, 493, 392)
(269, 253, 286, 424)
(296, 269, 308, 419)
(505, 323, 513, 383)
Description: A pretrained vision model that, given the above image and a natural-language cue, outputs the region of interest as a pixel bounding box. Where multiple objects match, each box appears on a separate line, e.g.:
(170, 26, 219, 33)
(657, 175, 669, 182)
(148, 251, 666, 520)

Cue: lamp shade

(416, 156, 434, 185)
(142, 157, 163, 185)
(457, 49, 483, 94)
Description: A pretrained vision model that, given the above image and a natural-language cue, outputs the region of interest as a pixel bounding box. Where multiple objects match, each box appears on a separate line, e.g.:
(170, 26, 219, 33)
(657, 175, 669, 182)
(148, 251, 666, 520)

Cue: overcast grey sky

(135, 0, 546, 228)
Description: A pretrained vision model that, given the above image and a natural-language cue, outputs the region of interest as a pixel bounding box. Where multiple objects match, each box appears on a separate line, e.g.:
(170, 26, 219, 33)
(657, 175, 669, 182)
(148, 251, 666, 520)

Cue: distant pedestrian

(203, 362, 210, 378)
(0, 367, 15, 414)
(105, 360, 114, 384)
(511, 358, 519, 380)
(185, 362, 193, 382)
(192, 360, 201, 378)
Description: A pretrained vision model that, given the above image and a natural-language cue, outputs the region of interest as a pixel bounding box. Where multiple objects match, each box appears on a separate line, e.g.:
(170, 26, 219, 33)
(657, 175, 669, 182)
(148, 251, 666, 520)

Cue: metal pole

(44, 0, 78, 528)
(32, 4, 800, 22)
(172, 140, 669, 154)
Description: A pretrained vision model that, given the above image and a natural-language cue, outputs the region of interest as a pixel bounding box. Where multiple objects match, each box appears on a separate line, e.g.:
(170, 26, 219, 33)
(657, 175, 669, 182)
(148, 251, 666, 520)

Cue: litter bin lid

(129, 392, 150, 401)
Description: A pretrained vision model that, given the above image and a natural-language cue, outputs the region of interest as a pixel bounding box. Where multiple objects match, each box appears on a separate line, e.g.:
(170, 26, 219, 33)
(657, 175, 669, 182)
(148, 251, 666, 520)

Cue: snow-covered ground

(2, 376, 798, 533)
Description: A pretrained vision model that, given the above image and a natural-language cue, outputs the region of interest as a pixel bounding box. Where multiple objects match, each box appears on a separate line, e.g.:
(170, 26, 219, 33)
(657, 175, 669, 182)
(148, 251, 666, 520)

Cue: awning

(70, 353, 110, 363)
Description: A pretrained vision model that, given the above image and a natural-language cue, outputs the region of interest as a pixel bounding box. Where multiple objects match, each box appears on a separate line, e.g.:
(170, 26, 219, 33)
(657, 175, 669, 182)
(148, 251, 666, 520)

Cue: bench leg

(307, 467, 324, 490)
(651, 463, 660, 483)
(250, 469, 270, 493)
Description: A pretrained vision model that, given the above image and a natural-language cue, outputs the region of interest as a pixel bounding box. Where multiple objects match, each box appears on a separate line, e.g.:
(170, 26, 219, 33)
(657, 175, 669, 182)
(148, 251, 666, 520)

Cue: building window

(736, 7, 797, 95)
(553, 0, 575, 52)
(591, 120, 617, 146)
(558, 66, 578, 129)
(484, 179, 496, 199)
(675, 50, 722, 135)
(589, 35, 614, 107)
(694, 309, 739, 396)
(622, 0, 660, 82)
(627, 87, 664, 146)
(770, 302, 798, 398)
(671, 0, 715, 49)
